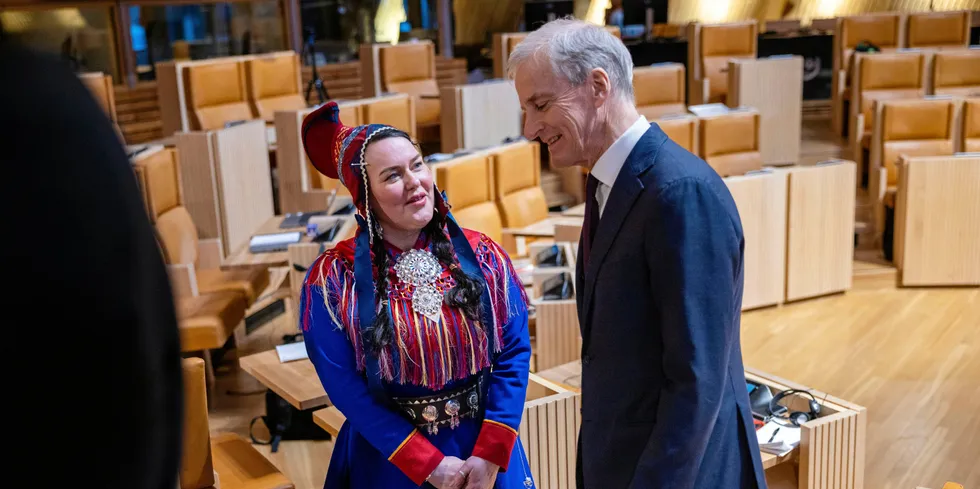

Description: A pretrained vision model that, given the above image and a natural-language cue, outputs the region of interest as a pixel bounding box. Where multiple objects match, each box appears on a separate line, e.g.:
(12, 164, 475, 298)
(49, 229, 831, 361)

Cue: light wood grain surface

(728, 56, 804, 166)
(725, 170, 789, 310)
(894, 154, 980, 286)
(239, 350, 328, 411)
(784, 162, 857, 302)
(505, 216, 585, 238)
(222, 214, 353, 271)
(561, 203, 585, 217)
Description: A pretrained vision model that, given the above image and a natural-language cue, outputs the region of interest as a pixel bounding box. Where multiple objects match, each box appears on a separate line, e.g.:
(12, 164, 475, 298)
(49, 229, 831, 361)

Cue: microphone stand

(303, 29, 329, 105)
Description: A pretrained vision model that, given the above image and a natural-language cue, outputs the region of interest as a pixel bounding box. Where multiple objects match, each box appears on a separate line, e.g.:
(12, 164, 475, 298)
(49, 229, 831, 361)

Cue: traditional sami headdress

(301, 101, 451, 245)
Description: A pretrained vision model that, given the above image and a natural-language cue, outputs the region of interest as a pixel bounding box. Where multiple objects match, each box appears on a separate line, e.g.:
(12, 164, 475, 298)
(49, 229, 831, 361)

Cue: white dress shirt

(590, 116, 651, 216)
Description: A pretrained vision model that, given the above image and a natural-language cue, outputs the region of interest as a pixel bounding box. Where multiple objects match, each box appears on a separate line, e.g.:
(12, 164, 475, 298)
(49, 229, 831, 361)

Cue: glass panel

(130, 1, 286, 81)
(0, 7, 119, 80)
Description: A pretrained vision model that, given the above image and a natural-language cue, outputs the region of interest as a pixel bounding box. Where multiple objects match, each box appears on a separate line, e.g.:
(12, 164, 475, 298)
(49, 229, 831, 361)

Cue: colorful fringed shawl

(302, 228, 528, 391)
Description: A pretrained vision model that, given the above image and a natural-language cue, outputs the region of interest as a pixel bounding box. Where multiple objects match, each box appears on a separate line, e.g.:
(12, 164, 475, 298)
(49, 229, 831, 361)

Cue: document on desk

(756, 422, 801, 456)
(276, 341, 309, 363)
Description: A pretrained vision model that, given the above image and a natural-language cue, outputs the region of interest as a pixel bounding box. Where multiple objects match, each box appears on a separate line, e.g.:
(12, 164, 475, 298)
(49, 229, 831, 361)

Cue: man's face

(514, 57, 601, 168)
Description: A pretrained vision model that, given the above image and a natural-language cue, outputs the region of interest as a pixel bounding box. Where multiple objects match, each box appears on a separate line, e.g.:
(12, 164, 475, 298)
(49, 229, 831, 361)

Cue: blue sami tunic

(300, 229, 536, 488)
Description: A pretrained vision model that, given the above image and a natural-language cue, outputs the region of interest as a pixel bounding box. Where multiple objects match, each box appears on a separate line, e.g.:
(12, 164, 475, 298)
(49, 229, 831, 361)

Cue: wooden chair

(930, 49, 980, 97)
(361, 41, 438, 140)
(131, 146, 269, 304)
(832, 13, 903, 136)
(688, 21, 758, 105)
(181, 357, 295, 489)
(905, 11, 970, 51)
(492, 32, 529, 79)
(432, 152, 504, 243)
(78, 72, 117, 123)
(964, 97, 980, 153)
(245, 52, 307, 123)
(491, 140, 548, 229)
(849, 51, 926, 178)
(698, 108, 763, 177)
(870, 97, 958, 237)
(185, 60, 255, 130)
(633, 63, 686, 120)
(655, 114, 698, 155)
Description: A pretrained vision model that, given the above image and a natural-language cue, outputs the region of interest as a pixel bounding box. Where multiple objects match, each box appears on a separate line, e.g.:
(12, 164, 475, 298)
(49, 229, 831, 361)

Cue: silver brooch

(393, 249, 443, 322)
(445, 400, 461, 429)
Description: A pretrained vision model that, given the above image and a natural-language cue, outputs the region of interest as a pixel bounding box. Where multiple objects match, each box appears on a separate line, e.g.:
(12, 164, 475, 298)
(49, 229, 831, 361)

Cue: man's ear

(590, 68, 612, 108)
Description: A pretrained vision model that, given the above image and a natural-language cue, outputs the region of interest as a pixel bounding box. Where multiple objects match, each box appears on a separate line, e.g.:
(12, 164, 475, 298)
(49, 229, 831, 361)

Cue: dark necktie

(582, 175, 599, 268)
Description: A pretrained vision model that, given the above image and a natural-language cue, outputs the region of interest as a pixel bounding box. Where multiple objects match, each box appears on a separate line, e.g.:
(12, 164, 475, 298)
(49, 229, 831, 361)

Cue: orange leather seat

(694, 21, 758, 104)
(963, 98, 979, 153)
(433, 152, 504, 243)
(851, 51, 925, 149)
(876, 98, 956, 188)
(931, 49, 980, 97)
(78, 72, 117, 122)
(832, 13, 902, 134)
(492, 141, 548, 228)
(906, 11, 970, 50)
(210, 433, 294, 489)
(380, 42, 440, 127)
(181, 358, 295, 489)
(133, 146, 269, 305)
(186, 60, 255, 130)
(245, 53, 307, 123)
(178, 291, 247, 354)
(699, 110, 763, 177)
(655, 114, 697, 155)
(633, 63, 686, 120)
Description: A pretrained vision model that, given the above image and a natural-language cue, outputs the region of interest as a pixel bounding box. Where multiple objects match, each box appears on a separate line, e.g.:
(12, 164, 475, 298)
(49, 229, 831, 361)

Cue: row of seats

(430, 140, 549, 244)
(360, 41, 441, 141)
(653, 110, 763, 178)
(850, 49, 979, 167)
(633, 63, 687, 120)
(184, 51, 307, 131)
(832, 10, 975, 134)
(130, 147, 269, 368)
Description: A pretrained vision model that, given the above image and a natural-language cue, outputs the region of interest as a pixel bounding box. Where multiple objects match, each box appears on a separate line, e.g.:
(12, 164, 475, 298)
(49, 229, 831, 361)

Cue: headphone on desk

(768, 389, 821, 426)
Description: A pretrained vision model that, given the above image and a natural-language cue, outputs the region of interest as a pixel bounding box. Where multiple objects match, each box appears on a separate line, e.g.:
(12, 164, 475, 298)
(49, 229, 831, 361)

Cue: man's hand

(458, 456, 499, 489)
(428, 456, 466, 489)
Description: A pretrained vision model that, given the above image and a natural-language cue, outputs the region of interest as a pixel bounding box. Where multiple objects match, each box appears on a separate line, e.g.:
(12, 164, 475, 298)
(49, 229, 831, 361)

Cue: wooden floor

(205, 118, 979, 489)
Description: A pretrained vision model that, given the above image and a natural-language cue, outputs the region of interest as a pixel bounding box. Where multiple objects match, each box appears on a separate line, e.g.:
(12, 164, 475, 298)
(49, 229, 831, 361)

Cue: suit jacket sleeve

(630, 178, 743, 488)
(301, 256, 445, 486)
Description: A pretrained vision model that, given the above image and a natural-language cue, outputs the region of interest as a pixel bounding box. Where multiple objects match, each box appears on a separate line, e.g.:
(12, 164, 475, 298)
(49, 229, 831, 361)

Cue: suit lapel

(581, 127, 664, 348)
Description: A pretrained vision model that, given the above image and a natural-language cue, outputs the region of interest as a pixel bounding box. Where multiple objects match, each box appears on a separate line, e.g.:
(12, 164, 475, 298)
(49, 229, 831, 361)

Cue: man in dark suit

(508, 19, 767, 489)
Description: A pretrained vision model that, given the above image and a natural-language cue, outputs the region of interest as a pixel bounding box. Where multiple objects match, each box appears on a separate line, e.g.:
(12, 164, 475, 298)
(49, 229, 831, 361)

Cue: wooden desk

(239, 350, 328, 411)
(505, 216, 584, 238)
(561, 203, 586, 217)
(894, 154, 980, 287)
(221, 213, 354, 271)
(537, 360, 867, 489)
(725, 170, 788, 310)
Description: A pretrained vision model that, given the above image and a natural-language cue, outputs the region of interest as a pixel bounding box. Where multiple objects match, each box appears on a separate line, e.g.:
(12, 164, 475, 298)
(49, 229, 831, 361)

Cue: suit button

(583, 355, 592, 366)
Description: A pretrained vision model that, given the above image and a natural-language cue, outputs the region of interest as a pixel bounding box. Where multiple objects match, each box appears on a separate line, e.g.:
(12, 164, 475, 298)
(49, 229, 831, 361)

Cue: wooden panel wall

(116, 83, 163, 144)
(894, 155, 980, 286)
(725, 171, 789, 310)
(534, 301, 581, 372)
(211, 121, 276, 257)
(799, 410, 868, 489)
(784, 162, 856, 302)
(519, 391, 581, 489)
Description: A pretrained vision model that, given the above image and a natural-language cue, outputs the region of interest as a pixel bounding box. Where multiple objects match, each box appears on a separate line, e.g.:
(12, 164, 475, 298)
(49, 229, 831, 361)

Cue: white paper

(756, 422, 801, 456)
(276, 341, 309, 363)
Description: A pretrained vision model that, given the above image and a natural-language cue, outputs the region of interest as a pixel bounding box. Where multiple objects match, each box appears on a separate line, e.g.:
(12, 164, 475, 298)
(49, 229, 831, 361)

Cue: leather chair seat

(656, 117, 696, 153)
(415, 96, 441, 126)
(638, 103, 687, 121)
(178, 291, 248, 352)
(706, 152, 763, 177)
(882, 140, 954, 185)
(197, 103, 254, 131)
(499, 187, 548, 230)
(197, 267, 269, 304)
(453, 202, 504, 244)
(255, 94, 306, 122)
(211, 432, 295, 489)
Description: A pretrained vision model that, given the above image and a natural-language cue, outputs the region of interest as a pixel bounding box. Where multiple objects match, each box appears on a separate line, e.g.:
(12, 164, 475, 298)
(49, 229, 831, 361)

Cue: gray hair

(506, 18, 634, 102)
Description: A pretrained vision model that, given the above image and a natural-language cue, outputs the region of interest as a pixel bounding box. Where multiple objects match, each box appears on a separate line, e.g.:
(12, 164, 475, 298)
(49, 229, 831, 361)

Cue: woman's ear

(590, 68, 612, 107)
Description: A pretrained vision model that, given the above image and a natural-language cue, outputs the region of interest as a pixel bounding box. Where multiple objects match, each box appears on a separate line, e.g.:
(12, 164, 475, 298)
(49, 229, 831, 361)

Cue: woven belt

(393, 377, 483, 435)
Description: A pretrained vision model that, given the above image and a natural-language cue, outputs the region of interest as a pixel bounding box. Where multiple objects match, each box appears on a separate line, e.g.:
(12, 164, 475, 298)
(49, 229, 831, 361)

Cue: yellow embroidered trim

(484, 419, 518, 436)
(388, 431, 417, 461)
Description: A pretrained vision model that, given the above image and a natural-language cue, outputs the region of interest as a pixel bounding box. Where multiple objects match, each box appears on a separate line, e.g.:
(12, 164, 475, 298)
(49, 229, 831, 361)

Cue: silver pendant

(393, 249, 444, 322)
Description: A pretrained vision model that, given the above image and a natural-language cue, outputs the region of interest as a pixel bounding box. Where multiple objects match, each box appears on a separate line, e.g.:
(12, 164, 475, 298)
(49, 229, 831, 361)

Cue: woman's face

(365, 135, 434, 236)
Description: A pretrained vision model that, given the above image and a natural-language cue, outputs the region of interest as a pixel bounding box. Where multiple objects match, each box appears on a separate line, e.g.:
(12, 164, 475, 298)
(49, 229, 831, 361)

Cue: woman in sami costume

(299, 101, 535, 489)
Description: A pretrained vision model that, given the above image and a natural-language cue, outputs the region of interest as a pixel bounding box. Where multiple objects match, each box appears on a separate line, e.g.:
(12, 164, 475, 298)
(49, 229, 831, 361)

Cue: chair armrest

(197, 239, 224, 270)
(702, 78, 710, 104)
(168, 264, 199, 298)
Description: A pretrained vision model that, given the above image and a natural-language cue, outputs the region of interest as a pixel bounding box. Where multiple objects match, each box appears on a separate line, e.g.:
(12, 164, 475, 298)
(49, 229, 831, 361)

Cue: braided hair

(359, 131, 484, 356)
